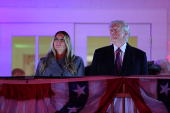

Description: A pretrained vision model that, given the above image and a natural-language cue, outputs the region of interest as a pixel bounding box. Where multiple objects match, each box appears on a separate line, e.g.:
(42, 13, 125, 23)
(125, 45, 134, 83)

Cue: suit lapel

(50, 58, 63, 72)
(120, 43, 135, 75)
(105, 45, 116, 75)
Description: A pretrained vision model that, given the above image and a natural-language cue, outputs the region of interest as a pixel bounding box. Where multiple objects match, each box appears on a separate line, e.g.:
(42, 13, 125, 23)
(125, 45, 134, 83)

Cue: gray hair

(155, 59, 170, 73)
(109, 20, 130, 42)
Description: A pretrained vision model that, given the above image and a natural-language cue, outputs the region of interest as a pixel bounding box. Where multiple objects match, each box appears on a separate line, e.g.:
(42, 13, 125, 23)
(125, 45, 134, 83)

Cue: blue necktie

(115, 48, 122, 75)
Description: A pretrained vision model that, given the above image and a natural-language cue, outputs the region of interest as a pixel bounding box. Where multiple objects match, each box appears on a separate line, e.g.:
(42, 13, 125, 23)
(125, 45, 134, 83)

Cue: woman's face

(53, 33, 67, 54)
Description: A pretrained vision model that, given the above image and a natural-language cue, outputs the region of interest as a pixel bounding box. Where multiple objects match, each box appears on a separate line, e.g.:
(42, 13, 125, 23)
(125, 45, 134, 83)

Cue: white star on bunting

(160, 82, 170, 96)
(68, 106, 79, 113)
(73, 84, 86, 98)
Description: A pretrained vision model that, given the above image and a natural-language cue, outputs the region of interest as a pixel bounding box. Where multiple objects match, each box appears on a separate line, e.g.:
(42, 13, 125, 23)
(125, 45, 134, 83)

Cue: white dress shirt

(113, 43, 127, 65)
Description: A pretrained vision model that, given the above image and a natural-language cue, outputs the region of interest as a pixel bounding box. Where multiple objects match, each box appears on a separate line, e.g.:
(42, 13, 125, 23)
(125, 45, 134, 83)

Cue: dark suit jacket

(90, 43, 148, 76)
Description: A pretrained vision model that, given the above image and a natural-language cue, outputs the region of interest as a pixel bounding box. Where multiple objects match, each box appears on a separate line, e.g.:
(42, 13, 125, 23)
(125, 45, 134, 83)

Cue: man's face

(110, 23, 127, 44)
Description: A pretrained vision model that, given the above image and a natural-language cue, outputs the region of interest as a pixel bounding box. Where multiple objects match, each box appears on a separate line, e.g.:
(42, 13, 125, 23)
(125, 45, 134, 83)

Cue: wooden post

(122, 84, 125, 113)
(114, 83, 137, 113)
(134, 104, 137, 113)
(111, 99, 114, 113)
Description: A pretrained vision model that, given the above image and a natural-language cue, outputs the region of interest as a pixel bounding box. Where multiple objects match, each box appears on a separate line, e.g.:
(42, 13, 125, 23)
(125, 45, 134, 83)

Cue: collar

(114, 42, 127, 53)
(50, 55, 65, 63)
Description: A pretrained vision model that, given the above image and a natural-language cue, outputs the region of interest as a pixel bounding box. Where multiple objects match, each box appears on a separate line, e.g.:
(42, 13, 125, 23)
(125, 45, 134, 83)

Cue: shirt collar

(50, 55, 65, 63)
(114, 42, 127, 53)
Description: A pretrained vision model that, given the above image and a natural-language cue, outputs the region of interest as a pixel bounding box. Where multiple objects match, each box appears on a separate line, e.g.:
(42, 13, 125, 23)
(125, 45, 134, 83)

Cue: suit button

(61, 73, 63, 76)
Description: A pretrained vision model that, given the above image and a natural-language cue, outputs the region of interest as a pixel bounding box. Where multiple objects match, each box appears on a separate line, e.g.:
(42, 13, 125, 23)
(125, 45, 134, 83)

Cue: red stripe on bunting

(125, 78, 152, 113)
(96, 78, 124, 113)
(0, 84, 55, 100)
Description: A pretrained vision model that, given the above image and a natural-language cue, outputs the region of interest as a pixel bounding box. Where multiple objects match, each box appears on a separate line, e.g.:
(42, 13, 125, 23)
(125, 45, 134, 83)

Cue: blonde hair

(40, 31, 77, 75)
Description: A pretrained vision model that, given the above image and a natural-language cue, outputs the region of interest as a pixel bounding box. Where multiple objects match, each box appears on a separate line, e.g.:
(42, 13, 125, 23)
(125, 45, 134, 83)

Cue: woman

(35, 31, 85, 76)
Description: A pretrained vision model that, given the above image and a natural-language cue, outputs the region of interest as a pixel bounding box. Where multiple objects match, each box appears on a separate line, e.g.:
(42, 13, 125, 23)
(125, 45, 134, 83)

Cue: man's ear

(123, 32, 128, 38)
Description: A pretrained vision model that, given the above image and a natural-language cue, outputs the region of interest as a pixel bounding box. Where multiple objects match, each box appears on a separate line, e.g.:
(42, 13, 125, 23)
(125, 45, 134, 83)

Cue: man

(90, 20, 148, 76)
(12, 68, 25, 77)
(155, 59, 170, 75)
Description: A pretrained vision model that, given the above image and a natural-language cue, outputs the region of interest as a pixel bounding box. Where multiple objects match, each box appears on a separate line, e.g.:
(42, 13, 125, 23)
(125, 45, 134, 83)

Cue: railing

(0, 75, 169, 113)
